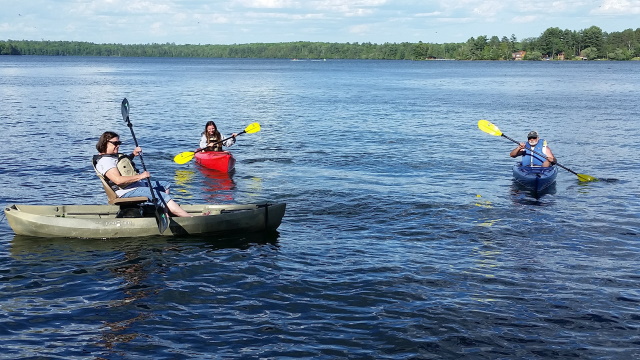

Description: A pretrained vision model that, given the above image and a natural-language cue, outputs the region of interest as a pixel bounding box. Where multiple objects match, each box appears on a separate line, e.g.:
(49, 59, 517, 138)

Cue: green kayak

(4, 203, 286, 239)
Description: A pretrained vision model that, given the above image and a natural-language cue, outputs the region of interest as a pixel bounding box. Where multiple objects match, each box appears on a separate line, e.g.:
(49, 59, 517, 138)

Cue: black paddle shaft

(120, 98, 170, 234)
(121, 99, 159, 203)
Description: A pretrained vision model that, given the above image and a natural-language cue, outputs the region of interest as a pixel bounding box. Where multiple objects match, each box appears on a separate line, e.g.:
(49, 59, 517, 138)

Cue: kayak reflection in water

(93, 131, 192, 217)
(198, 120, 237, 152)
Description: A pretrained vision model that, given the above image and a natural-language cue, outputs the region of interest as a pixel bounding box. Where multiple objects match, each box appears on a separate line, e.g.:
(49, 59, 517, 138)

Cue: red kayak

(194, 151, 236, 172)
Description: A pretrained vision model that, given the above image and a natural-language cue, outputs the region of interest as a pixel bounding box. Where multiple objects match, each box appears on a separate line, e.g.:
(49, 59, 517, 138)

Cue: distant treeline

(2, 26, 639, 61)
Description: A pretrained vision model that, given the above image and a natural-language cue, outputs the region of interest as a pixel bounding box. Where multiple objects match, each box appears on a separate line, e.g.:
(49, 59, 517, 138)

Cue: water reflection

(173, 169, 196, 200)
(7, 236, 164, 356)
(172, 167, 237, 203)
(510, 180, 557, 203)
(568, 177, 620, 196)
(9, 232, 280, 259)
(198, 166, 236, 202)
(8, 232, 279, 356)
(473, 195, 503, 227)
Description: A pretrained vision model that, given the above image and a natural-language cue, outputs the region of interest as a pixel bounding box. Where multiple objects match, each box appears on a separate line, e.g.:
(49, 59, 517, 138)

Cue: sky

(1, 0, 639, 45)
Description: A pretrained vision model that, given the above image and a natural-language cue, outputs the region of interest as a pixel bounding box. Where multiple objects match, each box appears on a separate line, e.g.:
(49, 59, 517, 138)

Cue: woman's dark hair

(96, 131, 119, 153)
(203, 121, 221, 142)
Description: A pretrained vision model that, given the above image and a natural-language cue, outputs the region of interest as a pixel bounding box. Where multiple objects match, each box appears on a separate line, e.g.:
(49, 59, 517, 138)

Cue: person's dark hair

(203, 121, 221, 142)
(96, 131, 119, 153)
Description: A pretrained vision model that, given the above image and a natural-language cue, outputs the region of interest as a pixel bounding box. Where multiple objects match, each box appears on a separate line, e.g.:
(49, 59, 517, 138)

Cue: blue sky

(2, 0, 639, 45)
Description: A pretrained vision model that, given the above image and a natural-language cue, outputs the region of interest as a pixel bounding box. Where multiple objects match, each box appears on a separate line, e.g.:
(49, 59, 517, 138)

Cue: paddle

(121, 98, 170, 234)
(477, 119, 597, 182)
(173, 122, 261, 164)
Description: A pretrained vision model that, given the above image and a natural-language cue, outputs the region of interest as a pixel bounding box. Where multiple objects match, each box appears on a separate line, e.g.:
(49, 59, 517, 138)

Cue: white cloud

(591, 0, 640, 14)
(471, 1, 505, 17)
(196, 14, 231, 24)
(232, 0, 298, 8)
(150, 22, 167, 36)
(510, 15, 538, 23)
(2, 0, 639, 45)
(415, 12, 444, 17)
(311, 0, 387, 15)
(434, 17, 474, 24)
(348, 23, 372, 34)
(68, 0, 172, 16)
(241, 11, 325, 20)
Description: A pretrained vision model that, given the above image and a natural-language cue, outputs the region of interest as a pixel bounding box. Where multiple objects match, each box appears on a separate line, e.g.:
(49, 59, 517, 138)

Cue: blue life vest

(522, 139, 548, 166)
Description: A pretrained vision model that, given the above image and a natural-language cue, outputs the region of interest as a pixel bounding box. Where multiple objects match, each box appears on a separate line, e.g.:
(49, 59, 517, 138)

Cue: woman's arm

(105, 168, 150, 188)
(223, 133, 237, 147)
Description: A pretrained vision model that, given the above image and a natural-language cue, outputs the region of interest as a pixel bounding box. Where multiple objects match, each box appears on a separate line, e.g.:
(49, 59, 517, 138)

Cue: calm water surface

(1, 57, 639, 359)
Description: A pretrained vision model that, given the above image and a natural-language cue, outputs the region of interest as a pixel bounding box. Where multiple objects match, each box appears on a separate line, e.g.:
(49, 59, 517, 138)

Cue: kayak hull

(4, 203, 285, 239)
(512, 164, 558, 193)
(195, 151, 235, 172)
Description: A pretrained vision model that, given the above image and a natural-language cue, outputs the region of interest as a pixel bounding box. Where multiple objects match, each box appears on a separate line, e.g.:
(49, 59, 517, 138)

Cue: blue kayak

(512, 164, 558, 193)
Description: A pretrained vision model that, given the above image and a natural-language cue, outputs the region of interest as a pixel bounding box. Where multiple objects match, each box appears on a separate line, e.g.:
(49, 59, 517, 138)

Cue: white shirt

(95, 156, 145, 196)
(199, 134, 236, 149)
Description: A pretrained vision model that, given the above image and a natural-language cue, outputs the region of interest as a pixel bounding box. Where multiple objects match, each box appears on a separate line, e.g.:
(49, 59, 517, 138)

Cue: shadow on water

(510, 180, 557, 205)
(596, 178, 619, 183)
(9, 231, 280, 260)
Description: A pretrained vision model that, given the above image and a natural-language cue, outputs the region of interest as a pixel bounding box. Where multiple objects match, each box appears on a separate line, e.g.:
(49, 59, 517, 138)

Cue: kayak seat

(93, 166, 149, 206)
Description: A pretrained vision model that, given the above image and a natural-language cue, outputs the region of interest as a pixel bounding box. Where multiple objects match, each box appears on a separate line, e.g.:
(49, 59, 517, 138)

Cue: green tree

(581, 47, 598, 60)
(0, 42, 19, 55)
(539, 27, 564, 58)
(608, 48, 631, 60)
(2, 25, 639, 60)
(413, 41, 429, 59)
(524, 51, 542, 60)
(582, 26, 604, 57)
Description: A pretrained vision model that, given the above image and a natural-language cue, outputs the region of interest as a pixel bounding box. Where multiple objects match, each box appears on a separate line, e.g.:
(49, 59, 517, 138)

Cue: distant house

(557, 52, 565, 60)
(512, 51, 526, 60)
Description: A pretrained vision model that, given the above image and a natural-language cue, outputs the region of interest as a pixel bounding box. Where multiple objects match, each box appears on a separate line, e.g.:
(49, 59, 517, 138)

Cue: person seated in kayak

(198, 120, 237, 152)
(509, 131, 556, 167)
(94, 131, 192, 217)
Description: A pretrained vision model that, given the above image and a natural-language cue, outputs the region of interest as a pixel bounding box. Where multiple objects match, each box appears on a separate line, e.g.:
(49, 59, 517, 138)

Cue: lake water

(1, 56, 639, 359)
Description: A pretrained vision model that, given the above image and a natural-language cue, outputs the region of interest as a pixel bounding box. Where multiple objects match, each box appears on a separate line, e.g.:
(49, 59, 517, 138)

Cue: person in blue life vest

(509, 130, 556, 167)
(199, 120, 237, 152)
(93, 131, 192, 217)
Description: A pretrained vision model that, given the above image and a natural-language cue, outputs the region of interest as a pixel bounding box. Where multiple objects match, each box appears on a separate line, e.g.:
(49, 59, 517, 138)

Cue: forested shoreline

(2, 26, 639, 61)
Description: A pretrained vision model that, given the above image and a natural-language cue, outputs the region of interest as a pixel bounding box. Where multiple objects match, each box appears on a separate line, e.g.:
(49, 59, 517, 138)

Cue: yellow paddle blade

(577, 173, 598, 182)
(173, 151, 195, 164)
(244, 122, 261, 134)
(478, 119, 503, 136)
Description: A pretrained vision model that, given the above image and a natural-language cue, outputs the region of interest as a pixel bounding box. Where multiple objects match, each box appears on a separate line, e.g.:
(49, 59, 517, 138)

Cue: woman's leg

(166, 199, 192, 217)
(121, 186, 192, 217)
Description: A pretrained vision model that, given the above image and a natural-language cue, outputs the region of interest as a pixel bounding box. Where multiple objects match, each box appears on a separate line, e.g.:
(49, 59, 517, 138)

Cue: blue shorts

(121, 181, 173, 208)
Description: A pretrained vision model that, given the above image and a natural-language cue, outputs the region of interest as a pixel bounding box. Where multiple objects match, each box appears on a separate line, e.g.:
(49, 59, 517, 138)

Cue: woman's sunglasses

(109, 141, 122, 146)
